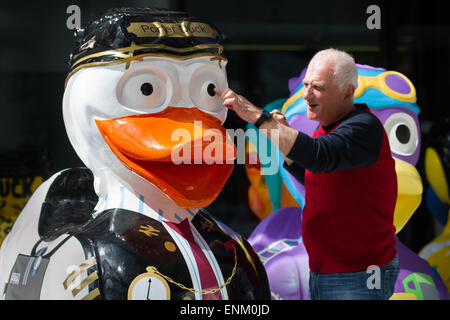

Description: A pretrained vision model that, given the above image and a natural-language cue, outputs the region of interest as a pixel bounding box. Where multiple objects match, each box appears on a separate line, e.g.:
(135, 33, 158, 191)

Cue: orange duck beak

(95, 107, 236, 208)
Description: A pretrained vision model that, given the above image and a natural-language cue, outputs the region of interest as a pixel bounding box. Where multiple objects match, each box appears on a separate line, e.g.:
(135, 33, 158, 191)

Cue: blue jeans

(309, 255, 399, 300)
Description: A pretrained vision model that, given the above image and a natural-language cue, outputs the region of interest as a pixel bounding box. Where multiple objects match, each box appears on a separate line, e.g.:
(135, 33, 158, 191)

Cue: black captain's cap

(66, 8, 225, 85)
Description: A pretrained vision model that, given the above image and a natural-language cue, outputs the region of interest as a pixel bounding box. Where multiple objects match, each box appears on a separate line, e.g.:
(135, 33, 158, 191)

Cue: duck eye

(117, 69, 167, 111)
(207, 83, 216, 96)
(383, 112, 418, 156)
(396, 124, 411, 144)
(140, 82, 153, 96)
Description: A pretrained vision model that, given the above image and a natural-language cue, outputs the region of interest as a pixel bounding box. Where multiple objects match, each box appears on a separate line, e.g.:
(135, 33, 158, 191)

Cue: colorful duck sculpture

(246, 64, 449, 300)
(419, 117, 450, 291)
(0, 8, 270, 300)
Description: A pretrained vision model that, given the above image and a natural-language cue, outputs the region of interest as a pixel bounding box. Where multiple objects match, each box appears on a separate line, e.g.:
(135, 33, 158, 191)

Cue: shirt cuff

(283, 160, 305, 184)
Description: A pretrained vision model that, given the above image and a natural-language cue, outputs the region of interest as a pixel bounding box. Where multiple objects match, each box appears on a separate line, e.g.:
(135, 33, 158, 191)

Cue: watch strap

(254, 110, 272, 129)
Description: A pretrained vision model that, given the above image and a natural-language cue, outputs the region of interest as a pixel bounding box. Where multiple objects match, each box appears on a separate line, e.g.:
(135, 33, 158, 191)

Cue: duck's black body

(4, 168, 270, 300)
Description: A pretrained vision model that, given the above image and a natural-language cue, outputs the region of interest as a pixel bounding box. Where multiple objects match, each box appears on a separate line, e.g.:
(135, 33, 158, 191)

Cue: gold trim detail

(71, 43, 223, 69)
(81, 288, 101, 300)
(230, 233, 257, 273)
(65, 51, 226, 88)
(146, 244, 237, 295)
(63, 258, 97, 290)
(127, 266, 171, 300)
(214, 221, 258, 273)
(164, 241, 177, 252)
(125, 41, 136, 70)
(72, 271, 99, 297)
(126, 21, 218, 39)
(139, 224, 160, 237)
(71, 50, 130, 69)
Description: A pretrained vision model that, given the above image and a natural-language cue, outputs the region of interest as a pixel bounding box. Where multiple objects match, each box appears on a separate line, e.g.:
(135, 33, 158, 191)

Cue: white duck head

(62, 8, 236, 220)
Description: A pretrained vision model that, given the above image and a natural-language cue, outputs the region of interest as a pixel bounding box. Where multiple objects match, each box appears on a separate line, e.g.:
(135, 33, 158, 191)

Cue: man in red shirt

(215, 48, 399, 300)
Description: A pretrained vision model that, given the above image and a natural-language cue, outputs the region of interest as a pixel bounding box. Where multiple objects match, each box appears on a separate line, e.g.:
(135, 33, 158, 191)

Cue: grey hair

(308, 48, 358, 92)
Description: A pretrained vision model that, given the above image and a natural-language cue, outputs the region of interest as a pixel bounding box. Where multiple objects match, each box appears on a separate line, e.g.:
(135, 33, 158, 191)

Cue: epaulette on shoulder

(38, 167, 99, 241)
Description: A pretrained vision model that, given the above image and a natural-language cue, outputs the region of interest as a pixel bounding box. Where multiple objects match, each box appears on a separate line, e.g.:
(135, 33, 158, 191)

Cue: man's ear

(344, 85, 355, 101)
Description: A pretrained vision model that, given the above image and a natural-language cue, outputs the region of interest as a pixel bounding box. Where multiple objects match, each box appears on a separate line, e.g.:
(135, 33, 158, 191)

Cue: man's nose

(303, 86, 312, 100)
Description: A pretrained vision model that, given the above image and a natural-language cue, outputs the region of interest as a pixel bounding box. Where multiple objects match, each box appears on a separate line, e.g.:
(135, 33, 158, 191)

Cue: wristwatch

(254, 110, 272, 129)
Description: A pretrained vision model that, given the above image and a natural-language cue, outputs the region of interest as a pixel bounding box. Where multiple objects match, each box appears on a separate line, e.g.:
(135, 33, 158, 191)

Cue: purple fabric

(395, 241, 449, 300)
(385, 74, 411, 94)
(248, 207, 308, 300)
(288, 113, 318, 137)
(288, 68, 307, 96)
(264, 243, 310, 300)
(355, 64, 386, 71)
(248, 207, 302, 253)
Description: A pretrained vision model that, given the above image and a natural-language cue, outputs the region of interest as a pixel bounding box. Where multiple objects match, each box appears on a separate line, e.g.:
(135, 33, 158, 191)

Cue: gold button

(164, 241, 176, 252)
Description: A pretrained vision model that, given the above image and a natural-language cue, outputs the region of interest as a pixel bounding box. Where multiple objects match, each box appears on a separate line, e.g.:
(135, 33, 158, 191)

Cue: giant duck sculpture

(0, 8, 270, 300)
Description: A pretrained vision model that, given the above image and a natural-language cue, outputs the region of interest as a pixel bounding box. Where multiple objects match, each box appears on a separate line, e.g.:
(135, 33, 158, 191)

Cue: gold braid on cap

(65, 15, 227, 87)
(65, 43, 226, 88)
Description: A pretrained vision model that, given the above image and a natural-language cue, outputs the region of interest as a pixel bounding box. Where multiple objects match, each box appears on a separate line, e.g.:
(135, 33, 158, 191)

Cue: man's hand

(215, 87, 298, 161)
(270, 109, 289, 127)
(214, 88, 262, 124)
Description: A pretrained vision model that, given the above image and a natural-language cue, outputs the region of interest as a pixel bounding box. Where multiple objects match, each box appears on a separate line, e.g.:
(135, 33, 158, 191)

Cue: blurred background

(0, 0, 448, 253)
